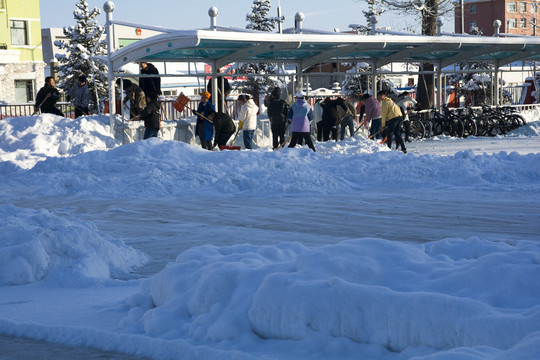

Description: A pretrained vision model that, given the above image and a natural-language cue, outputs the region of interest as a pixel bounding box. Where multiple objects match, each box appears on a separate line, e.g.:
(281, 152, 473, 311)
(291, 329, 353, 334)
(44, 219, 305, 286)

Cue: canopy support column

(371, 62, 377, 96)
(436, 62, 443, 110)
(104, 2, 115, 133)
(494, 61, 500, 105)
(211, 60, 218, 108)
(296, 61, 304, 95)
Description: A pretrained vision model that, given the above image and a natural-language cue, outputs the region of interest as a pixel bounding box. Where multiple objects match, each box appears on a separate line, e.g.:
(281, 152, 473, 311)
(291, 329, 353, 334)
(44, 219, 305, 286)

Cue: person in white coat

(236, 94, 259, 149)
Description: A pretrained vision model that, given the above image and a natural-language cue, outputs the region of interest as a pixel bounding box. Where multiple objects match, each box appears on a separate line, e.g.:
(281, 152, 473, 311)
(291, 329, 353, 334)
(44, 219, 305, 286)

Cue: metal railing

(1, 98, 241, 120)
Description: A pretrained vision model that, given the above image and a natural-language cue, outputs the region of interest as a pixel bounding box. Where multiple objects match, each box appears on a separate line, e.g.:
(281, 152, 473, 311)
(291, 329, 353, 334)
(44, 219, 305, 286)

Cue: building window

(10, 20, 28, 45)
(470, 21, 477, 30)
(507, 18, 518, 28)
(520, 2, 527, 12)
(507, 1, 518, 12)
(15, 80, 34, 103)
(0, 0, 5, 9)
(520, 18, 527, 27)
(469, 4, 477, 14)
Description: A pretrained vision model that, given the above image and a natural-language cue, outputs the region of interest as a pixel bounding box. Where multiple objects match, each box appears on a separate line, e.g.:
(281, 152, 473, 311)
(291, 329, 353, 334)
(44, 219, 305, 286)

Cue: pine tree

(342, 63, 371, 102)
(239, 0, 277, 100)
(349, 0, 385, 35)
(246, 0, 275, 32)
(55, 0, 108, 111)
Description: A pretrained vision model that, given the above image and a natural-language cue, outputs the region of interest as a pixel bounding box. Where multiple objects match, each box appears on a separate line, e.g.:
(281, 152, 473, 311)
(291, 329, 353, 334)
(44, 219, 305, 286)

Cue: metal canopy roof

(109, 27, 540, 72)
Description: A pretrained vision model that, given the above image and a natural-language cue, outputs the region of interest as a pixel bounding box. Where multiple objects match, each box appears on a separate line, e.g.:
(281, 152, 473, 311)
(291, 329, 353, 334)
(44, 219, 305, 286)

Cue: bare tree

(355, 0, 454, 108)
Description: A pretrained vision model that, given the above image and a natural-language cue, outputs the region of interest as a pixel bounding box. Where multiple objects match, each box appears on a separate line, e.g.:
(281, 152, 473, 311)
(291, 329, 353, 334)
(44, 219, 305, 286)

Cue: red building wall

(454, 0, 538, 36)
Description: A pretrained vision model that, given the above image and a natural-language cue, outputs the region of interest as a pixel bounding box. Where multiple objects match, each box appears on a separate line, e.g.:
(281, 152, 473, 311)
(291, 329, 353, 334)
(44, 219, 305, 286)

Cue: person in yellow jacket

(378, 90, 407, 154)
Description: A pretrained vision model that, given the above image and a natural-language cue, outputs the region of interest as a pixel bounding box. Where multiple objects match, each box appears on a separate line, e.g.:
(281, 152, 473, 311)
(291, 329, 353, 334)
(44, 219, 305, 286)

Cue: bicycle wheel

(431, 115, 444, 136)
(475, 115, 489, 136)
(486, 117, 504, 136)
(422, 120, 433, 138)
(462, 117, 477, 137)
(408, 119, 425, 139)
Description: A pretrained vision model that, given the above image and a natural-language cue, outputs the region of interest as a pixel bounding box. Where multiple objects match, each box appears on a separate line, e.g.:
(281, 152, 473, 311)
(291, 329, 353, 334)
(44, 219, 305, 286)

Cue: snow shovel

(73, 103, 89, 116)
(274, 122, 292, 150)
(220, 125, 241, 151)
(32, 93, 51, 115)
(367, 129, 383, 140)
(174, 93, 213, 123)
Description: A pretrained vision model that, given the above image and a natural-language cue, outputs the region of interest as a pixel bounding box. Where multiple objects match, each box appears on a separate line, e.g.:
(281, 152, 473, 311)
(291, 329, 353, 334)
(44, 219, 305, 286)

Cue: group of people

(270, 87, 416, 154)
(194, 86, 415, 153)
(34, 75, 89, 118)
(194, 91, 258, 150)
(115, 62, 163, 139)
(33, 69, 414, 152)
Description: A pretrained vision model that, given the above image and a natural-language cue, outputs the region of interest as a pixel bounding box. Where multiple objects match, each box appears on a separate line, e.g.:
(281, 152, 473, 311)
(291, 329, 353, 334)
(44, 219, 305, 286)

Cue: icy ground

(0, 112, 539, 360)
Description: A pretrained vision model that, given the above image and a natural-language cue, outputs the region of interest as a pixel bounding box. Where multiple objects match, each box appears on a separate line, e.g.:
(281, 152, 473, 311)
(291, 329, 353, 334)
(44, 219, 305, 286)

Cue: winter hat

(201, 91, 211, 99)
(294, 90, 305, 98)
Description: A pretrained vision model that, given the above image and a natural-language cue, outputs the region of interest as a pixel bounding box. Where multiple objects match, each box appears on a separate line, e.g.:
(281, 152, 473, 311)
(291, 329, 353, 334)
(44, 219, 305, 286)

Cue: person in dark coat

(320, 96, 347, 141)
(207, 77, 231, 113)
(131, 92, 161, 139)
(139, 62, 161, 96)
(195, 91, 215, 150)
(207, 108, 236, 148)
(264, 87, 290, 149)
(116, 79, 146, 118)
(67, 75, 90, 117)
(34, 77, 63, 116)
(339, 98, 356, 140)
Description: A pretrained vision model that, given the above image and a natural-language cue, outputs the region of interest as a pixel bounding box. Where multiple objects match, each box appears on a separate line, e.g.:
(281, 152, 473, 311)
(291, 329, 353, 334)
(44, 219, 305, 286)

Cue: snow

(0, 111, 539, 359)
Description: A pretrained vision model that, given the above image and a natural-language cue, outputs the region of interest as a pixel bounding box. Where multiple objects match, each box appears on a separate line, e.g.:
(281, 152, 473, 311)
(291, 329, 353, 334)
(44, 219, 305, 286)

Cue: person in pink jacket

(360, 93, 382, 140)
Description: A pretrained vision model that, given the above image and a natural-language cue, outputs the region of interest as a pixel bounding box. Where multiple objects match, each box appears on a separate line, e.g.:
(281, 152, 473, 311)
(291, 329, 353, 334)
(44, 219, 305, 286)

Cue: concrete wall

(0, 55, 44, 103)
(115, 118, 272, 149)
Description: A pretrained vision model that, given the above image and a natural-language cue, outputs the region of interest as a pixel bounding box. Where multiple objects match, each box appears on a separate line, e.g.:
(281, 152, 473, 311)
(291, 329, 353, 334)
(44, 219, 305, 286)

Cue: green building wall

(0, 0, 42, 61)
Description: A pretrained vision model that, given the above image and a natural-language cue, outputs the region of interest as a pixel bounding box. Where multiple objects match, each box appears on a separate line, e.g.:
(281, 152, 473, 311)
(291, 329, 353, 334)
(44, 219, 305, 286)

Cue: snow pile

(0, 111, 539, 359)
(0, 114, 119, 169)
(2, 136, 538, 201)
(507, 115, 540, 137)
(0, 204, 148, 285)
(122, 238, 540, 359)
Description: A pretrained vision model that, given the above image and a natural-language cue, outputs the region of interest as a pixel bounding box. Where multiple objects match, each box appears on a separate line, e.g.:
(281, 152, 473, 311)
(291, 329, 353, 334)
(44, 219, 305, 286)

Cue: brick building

(455, 0, 539, 36)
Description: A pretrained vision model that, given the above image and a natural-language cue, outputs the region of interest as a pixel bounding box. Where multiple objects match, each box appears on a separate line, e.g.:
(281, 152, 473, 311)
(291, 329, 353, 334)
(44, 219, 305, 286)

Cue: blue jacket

(195, 101, 215, 140)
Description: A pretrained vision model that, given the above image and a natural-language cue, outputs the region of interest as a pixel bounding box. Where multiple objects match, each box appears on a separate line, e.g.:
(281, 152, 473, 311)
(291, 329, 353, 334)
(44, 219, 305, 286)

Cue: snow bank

(1, 136, 538, 200)
(0, 114, 119, 169)
(0, 205, 148, 285)
(121, 238, 540, 359)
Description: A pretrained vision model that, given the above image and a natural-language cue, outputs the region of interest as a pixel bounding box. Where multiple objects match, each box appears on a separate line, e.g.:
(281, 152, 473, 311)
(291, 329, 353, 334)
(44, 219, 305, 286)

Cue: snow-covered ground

(0, 112, 539, 360)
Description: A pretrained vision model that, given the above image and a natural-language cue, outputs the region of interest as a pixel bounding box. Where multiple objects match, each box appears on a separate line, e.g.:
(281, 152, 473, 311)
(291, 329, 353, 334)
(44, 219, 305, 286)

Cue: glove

(238, 120, 243, 130)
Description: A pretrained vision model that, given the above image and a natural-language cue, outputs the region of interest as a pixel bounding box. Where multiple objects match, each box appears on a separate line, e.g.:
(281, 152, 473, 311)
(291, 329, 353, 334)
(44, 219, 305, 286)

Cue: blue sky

(39, 0, 447, 33)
